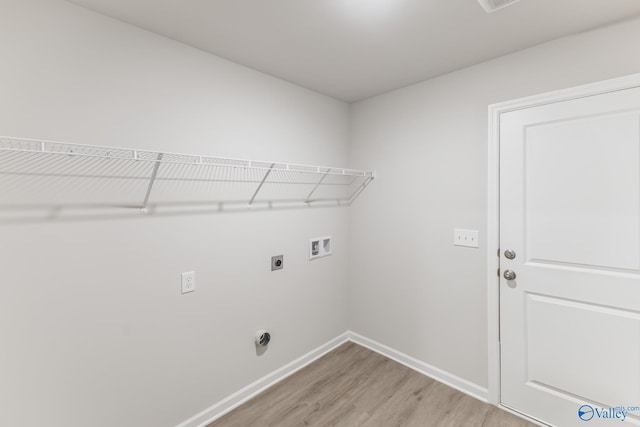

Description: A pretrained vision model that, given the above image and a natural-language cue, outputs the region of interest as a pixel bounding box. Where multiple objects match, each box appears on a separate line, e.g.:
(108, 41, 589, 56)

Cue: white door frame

(486, 72, 640, 406)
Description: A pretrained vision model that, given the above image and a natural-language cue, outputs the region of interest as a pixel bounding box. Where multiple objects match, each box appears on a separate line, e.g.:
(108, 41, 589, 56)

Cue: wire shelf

(0, 136, 374, 221)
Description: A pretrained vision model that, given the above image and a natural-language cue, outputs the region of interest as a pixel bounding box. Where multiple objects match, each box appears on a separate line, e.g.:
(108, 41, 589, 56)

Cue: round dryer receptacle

(255, 329, 271, 347)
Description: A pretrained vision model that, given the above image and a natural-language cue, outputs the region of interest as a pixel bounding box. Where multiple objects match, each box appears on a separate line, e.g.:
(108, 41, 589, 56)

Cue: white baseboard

(176, 330, 489, 427)
(176, 332, 350, 427)
(346, 331, 489, 402)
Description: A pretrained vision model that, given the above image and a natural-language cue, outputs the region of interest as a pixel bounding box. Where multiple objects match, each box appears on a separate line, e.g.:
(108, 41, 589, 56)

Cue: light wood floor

(208, 342, 536, 427)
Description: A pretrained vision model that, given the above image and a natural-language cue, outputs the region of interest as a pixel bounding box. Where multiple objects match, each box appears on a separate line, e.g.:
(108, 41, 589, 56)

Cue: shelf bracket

(141, 153, 163, 214)
(305, 169, 330, 203)
(249, 163, 275, 206)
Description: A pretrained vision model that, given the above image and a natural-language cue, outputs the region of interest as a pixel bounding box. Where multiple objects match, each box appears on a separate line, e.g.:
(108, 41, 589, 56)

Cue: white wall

(349, 17, 640, 391)
(5, 1, 640, 424)
(0, 1, 351, 426)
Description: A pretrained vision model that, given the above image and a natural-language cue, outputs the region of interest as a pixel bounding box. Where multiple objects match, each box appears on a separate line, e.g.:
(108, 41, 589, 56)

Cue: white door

(500, 86, 640, 426)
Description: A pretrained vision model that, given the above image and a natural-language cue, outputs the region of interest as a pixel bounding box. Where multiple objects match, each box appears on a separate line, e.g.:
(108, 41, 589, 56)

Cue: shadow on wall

(0, 137, 374, 224)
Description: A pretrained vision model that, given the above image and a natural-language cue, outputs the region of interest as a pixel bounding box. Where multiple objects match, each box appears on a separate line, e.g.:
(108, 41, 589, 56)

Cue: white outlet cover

(454, 229, 479, 248)
(181, 271, 195, 294)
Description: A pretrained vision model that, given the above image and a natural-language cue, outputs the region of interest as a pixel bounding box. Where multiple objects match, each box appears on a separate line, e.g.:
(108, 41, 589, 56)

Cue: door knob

(503, 270, 517, 280)
(504, 249, 516, 260)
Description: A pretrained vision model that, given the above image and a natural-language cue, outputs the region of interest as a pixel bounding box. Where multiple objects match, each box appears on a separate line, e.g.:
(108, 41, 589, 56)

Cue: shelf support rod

(347, 176, 374, 205)
(249, 163, 275, 206)
(141, 153, 163, 214)
(305, 169, 330, 203)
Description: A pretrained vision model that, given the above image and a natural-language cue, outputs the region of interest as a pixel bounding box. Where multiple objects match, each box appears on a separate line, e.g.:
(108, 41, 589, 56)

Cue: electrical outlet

(454, 229, 479, 248)
(181, 271, 195, 294)
(271, 255, 284, 271)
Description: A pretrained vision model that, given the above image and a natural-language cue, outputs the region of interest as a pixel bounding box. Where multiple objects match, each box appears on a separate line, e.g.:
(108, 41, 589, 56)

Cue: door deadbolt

(503, 270, 516, 280)
(504, 249, 516, 260)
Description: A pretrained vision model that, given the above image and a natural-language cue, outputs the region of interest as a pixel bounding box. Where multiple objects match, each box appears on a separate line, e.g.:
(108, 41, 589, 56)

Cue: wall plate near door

(454, 229, 479, 248)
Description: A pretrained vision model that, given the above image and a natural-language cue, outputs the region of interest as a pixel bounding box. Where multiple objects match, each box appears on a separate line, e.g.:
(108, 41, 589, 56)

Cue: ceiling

(67, 0, 640, 102)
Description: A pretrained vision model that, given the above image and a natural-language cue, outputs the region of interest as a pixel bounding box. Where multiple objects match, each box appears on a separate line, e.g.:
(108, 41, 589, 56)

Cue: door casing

(486, 72, 640, 408)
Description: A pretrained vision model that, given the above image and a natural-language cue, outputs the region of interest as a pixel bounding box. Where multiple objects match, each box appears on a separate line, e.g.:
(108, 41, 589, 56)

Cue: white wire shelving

(0, 136, 375, 221)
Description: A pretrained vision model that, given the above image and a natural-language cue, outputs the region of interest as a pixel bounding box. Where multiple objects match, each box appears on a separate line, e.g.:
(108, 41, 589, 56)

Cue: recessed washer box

(310, 236, 332, 260)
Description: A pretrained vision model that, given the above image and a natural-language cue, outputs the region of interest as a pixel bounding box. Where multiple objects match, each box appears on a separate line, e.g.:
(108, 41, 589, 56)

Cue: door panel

(500, 86, 640, 426)
(526, 293, 640, 405)
(525, 112, 640, 270)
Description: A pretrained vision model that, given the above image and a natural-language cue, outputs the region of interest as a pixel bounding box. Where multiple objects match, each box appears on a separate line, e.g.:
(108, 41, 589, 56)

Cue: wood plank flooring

(208, 342, 536, 427)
